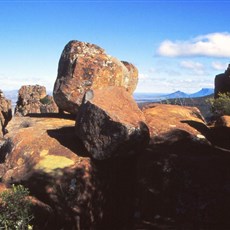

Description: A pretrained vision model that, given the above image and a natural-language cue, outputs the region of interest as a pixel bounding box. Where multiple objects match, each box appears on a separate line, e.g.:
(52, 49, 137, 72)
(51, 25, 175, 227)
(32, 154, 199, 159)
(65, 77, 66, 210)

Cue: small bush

(206, 93, 230, 116)
(0, 184, 33, 229)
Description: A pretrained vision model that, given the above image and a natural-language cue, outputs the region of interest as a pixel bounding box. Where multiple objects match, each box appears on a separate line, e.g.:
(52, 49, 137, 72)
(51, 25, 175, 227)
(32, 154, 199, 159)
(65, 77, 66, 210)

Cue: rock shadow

(181, 120, 211, 141)
(26, 113, 76, 120)
(181, 120, 230, 150)
(47, 127, 90, 157)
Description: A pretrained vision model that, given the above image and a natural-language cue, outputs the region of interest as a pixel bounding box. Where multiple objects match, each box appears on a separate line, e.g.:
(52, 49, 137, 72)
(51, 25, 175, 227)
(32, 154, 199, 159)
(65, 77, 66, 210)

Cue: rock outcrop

(134, 104, 230, 229)
(1, 102, 230, 229)
(53, 40, 138, 114)
(143, 103, 209, 145)
(15, 85, 58, 116)
(0, 115, 102, 229)
(215, 115, 230, 128)
(0, 115, 138, 229)
(75, 87, 149, 160)
(214, 64, 230, 98)
(0, 90, 12, 137)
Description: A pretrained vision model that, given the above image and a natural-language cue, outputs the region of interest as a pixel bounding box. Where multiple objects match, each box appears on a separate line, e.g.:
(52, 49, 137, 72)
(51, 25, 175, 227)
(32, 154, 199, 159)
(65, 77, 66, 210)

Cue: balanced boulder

(75, 87, 149, 160)
(53, 40, 138, 114)
(15, 85, 58, 116)
(0, 90, 12, 137)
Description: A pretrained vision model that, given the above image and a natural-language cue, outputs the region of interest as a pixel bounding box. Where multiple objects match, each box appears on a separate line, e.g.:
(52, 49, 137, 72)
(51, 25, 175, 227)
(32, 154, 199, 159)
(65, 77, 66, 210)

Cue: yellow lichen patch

(40, 149, 49, 157)
(17, 158, 24, 166)
(35, 155, 74, 173)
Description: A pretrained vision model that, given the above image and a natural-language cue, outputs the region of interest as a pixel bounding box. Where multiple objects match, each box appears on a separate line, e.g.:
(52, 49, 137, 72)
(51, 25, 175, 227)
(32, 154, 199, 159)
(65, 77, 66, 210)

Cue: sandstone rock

(1, 116, 102, 229)
(214, 64, 230, 98)
(135, 140, 230, 229)
(134, 104, 230, 229)
(1, 102, 230, 228)
(0, 90, 12, 137)
(0, 115, 138, 229)
(214, 115, 230, 127)
(143, 103, 209, 145)
(15, 85, 58, 116)
(75, 87, 149, 160)
(53, 40, 138, 114)
(207, 115, 230, 150)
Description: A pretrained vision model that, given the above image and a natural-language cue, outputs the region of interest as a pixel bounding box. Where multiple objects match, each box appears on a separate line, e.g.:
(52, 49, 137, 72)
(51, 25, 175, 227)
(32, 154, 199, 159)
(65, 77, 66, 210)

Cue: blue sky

(0, 0, 230, 93)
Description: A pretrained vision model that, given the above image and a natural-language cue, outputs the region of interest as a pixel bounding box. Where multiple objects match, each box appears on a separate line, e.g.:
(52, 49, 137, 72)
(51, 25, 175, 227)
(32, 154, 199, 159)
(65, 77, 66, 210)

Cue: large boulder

(0, 115, 102, 229)
(15, 85, 58, 116)
(214, 64, 230, 98)
(75, 87, 149, 160)
(143, 103, 209, 145)
(53, 40, 138, 114)
(0, 90, 12, 137)
(207, 115, 230, 150)
(0, 115, 138, 229)
(132, 103, 230, 229)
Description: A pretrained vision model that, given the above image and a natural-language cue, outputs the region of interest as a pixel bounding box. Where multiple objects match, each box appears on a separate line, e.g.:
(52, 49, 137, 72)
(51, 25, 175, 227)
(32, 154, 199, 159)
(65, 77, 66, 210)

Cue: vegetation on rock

(0, 184, 33, 230)
(207, 93, 230, 116)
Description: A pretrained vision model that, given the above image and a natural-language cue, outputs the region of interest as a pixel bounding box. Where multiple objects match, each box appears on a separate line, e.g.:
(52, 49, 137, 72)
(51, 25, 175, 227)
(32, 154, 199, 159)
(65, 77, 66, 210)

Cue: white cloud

(138, 73, 150, 80)
(157, 32, 230, 57)
(180, 60, 205, 75)
(135, 68, 214, 93)
(211, 61, 228, 71)
(0, 75, 55, 92)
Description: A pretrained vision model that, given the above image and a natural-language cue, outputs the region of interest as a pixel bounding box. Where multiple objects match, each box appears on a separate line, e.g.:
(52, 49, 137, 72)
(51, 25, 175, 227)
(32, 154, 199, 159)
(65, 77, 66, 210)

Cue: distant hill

(164, 88, 214, 99)
(165, 91, 189, 99)
(189, 88, 214, 98)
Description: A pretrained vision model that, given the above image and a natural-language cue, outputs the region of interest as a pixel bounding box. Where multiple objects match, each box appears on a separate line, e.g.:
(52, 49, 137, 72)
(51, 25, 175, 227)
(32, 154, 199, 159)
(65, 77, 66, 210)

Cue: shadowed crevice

(47, 127, 90, 157)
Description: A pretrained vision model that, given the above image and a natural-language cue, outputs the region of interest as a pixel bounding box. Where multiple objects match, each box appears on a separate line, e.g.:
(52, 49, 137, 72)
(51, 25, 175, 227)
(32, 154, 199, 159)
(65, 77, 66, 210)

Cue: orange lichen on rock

(53, 40, 138, 114)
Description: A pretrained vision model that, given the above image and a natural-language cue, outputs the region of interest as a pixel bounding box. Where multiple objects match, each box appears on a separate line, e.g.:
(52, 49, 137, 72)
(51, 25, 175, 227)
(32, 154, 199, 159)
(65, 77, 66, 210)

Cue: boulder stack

(75, 87, 149, 160)
(15, 85, 58, 116)
(53, 40, 138, 114)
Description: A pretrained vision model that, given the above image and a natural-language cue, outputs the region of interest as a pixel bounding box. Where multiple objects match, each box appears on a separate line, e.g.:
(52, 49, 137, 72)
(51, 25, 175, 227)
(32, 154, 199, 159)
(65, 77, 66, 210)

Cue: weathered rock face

(207, 115, 230, 150)
(75, 87, 149, 160)
(0, 115, 138, 229)
(15, 85, 58, 116)
(133, 104, 230, 229)
(0, 90, 12, 137)
(214, 66, 230, 98)
(1, 102, 230, 229)
(53, 40, 138, 114)
(215, 115, 230, 127)
(0, 116, 102, 229)
(143, 103, 209, 145)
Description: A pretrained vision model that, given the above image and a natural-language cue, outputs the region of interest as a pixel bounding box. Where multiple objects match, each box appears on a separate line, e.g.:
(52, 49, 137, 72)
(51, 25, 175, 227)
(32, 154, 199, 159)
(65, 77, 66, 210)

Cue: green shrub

(206, 93, 230, 116)
(0, 184, 33, 230)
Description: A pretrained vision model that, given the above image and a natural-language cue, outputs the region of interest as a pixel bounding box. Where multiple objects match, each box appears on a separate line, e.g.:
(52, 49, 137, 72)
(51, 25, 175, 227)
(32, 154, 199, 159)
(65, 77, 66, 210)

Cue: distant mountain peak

(165, 91, 189, 99)
(164, 88, 214, 99)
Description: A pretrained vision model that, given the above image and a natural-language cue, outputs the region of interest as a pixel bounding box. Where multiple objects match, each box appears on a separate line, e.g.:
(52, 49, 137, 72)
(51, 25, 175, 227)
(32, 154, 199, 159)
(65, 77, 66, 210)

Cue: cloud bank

(157, 32, 230, 57)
